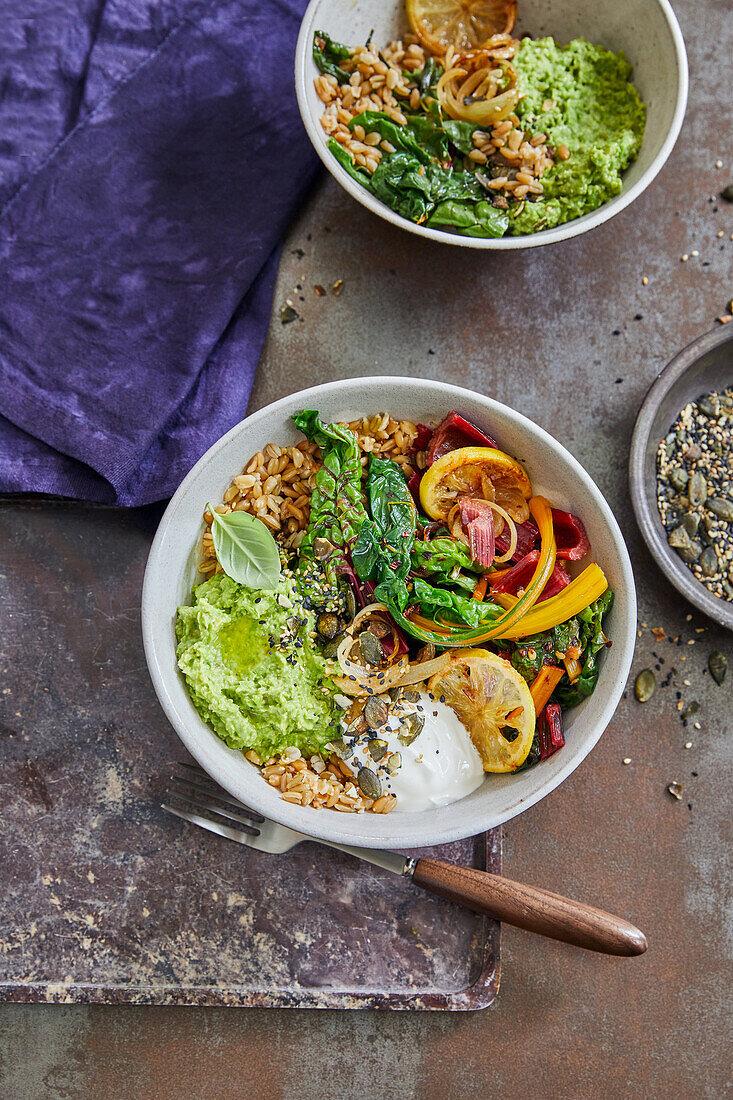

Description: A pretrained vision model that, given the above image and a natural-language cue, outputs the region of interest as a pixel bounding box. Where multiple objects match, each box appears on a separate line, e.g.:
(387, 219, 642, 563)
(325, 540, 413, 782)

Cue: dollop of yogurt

(386, 694, 484, 812)
(337, 691, 484, 813)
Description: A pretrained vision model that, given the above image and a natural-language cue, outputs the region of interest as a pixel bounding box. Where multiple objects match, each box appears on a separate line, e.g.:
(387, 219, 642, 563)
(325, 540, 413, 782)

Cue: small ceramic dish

(629, 326, 733, 631)
(294, 0, 687, 249)
(142, 377, 636, 849)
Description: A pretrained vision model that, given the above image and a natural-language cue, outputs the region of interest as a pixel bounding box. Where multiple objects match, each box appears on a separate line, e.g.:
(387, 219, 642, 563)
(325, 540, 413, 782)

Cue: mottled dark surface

(0, 499, 500, 1009)
(1, 0, 732, 1094)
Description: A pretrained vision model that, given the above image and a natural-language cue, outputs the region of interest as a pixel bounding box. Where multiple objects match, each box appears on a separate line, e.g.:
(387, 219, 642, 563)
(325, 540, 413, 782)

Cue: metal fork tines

(163, 762, 267, 843)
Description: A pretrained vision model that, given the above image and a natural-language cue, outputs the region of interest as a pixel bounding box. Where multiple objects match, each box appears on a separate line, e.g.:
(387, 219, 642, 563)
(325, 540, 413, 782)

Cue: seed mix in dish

(176, 409, 614, 815)
(656, 387, 733, 602)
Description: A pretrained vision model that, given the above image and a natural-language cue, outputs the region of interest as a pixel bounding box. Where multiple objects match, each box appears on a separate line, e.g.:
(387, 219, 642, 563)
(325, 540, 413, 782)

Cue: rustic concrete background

(1, 0, 732, 1095)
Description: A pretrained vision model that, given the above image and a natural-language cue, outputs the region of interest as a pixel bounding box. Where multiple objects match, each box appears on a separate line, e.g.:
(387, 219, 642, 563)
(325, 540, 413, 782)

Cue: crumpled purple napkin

(0, 0, 318, 504)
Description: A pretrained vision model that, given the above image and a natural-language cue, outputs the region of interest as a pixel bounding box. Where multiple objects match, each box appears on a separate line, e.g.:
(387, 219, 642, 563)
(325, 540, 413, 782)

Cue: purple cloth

(0, 0, 318, 504)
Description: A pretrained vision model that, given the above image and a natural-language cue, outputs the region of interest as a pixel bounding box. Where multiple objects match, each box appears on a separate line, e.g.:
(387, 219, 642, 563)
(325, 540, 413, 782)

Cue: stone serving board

(0, 500, 500, 1010)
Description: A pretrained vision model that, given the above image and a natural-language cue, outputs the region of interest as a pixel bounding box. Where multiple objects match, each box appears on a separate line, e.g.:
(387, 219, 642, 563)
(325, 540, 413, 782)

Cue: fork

(163, 763, 647, 956)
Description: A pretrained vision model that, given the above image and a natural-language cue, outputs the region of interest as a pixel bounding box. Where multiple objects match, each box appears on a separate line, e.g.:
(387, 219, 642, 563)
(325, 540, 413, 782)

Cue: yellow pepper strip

(529, 664, 565, 712)
(491, 563, 608, 640)
(406, 496, 556, 647)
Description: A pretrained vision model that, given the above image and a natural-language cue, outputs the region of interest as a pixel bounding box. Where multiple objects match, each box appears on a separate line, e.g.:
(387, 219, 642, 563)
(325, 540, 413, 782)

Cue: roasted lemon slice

(419, 445, 532, 523)
(427, 648, 535, 771)
(406, 0, 517, 54)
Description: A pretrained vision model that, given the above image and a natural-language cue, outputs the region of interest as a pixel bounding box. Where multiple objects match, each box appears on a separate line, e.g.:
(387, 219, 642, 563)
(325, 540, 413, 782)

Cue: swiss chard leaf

(442, 119, 478, 155)
(328, 139, 373, 188)
(510, 616, 582, 683)
(415, 56, 442, 98)
(405, 115, 450, 162)
(426, 199, 508, 237)
(349, 112, 430, 163)
(411, 537, 483, 579)
(312, 30, 351, 83)
(555, 591, 614, 708)
(352, 455, 417, 612)
(292, 411, 367, 579)
(411, 577, 502, 629)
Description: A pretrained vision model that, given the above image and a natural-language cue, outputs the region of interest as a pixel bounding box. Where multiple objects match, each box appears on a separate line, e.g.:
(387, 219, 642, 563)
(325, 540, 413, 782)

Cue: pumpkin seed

(698, 395, 719, 417)
(668, 525, 692, 551)
(313, 537, 334, 560)
(322, 633, 345, 659)
(669, 468, 688, 492)
(708, 651, 728, 685)
(706, 497, 733, 521)
(368, 620, 390, 639)
(387, 752, 402, 774)
(358, 631, 383, 666)
(344, 586, 357, 620)
(679, 540, 703, 564)
(367, 739, 389, 762)
(634, 668, 656, 702)
(317, 612, 340, 640)
(681, 512, 699, 537)
(399, 712, 425, 746)
(682, 700, 699, 720)
(401, 689, 421, 703)
(346, 715, 368, 737)
(357, 767, 382, 800)
(330, 738, 354, 760)
(720, 183, 733, 202)
(364, 694, 389, 729)
(688, 471, 708, 506)
(700, 546, 718, 577)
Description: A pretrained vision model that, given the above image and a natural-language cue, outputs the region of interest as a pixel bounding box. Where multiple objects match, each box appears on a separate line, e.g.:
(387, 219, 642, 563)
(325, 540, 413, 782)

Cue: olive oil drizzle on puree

(513, 38, 646, 234)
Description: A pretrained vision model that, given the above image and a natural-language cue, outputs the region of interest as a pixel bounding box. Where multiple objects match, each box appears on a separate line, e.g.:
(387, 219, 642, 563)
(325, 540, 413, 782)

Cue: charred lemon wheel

(428, 648, 535, 772)
(419, 445, 532, 523)
(406, 0, 517, 54)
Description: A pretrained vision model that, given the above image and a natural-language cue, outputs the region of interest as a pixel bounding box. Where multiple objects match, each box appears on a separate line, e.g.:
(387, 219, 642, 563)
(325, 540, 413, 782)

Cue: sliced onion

(485, 502, 517, 563)
(392, 653, 452, 686)
(335, 603, 408, 694)
(436, 51, 520, 126)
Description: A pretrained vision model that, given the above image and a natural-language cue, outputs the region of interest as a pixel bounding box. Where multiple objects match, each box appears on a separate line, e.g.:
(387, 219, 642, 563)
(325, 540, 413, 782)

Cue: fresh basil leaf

(209, 508, 281, 589)
(312, 30, 351, 83)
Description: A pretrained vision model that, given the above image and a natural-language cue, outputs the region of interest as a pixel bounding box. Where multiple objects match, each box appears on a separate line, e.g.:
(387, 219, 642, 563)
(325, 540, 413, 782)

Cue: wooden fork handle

(412, 859, 647, 956)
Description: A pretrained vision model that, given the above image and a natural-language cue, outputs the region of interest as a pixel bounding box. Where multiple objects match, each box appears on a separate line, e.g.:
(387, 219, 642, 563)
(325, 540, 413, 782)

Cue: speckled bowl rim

(142, 377, 637, 849)
(629, 326, 733, 631)
(294, 0, 688, 250)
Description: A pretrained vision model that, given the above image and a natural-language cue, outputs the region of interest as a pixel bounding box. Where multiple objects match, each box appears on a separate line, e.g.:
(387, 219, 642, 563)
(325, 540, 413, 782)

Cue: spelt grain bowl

(295, 0, 687, 249)
(143, 378, 636, 849)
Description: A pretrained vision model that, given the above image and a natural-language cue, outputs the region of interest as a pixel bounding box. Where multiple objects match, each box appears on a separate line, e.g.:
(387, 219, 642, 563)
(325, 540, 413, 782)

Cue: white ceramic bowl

(295, 0, 687, 249)
(142, 378, 636, 849)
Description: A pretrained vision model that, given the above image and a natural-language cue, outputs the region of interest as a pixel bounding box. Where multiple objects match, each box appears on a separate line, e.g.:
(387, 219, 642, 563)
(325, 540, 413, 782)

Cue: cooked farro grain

(197, 412, 422, 814)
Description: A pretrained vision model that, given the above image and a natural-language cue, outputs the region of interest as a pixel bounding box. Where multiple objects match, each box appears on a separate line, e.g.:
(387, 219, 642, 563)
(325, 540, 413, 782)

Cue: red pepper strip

(495, 516, 539, 562)
(490, 550, 570, 602)
(414, 423, 433, 451)
(552, 509, 590, 561)
(468, 513, 495, 567)
(538, 703, 565, 760)
(407, 470, 422, 507)
(426, 411, 497, 465)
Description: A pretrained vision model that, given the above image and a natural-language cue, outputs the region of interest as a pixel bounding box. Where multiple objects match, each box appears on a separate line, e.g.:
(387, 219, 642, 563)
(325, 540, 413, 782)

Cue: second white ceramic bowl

(295, 0, 687, 249)
(143, 377, 636, 849)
